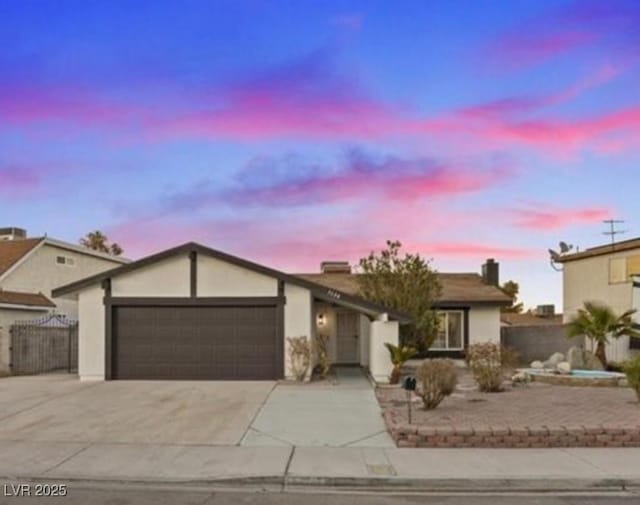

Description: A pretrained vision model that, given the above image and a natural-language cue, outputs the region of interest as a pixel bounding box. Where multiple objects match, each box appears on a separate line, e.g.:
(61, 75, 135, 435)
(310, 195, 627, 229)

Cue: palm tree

(384, 343, 418, 384)
(80, 231, 123, 256)
(567, 302, 640, 367)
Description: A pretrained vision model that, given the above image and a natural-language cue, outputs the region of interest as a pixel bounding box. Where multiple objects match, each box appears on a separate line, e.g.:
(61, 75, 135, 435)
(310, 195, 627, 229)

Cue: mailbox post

(402, 376, 417, 424)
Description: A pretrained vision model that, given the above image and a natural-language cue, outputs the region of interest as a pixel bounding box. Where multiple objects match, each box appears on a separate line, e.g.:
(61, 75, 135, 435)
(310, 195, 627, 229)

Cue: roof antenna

(602, 219, 626, 247)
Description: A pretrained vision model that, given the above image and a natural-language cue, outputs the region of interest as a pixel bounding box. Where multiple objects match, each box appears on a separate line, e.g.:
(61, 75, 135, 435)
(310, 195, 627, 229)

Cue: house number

(326, 289, 342, 300)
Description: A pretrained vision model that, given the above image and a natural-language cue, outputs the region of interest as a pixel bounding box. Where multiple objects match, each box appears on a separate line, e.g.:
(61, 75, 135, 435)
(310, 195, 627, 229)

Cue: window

(432, 311, 464, 350)
(627, 255, 640, 279)
(609, 258, 627, 284)
(55, 256, 76, 267)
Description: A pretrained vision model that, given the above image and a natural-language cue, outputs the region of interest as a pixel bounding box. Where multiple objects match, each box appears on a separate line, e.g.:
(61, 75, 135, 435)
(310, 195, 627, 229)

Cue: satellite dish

(548, 248, 563, 272)
(559, 241, 573, 254)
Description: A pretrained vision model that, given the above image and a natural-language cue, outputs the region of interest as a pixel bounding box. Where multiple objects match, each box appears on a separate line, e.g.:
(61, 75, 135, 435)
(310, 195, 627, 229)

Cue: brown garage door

(113, 306, 279, 380)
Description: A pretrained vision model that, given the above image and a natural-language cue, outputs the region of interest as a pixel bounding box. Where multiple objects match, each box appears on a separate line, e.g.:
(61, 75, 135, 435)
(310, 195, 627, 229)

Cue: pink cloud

(488, 31, 596, 69)
(0, 84, 138, 126)
(512, 206, 611, 230)
(484, 0, 640, 70)
(153, 151, 513, 213)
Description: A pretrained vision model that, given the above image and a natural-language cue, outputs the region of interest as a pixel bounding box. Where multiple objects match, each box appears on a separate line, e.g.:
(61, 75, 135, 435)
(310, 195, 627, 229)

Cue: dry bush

(313, 334, 331, 379)
(466, 342, 516, 392)
(287, 336, 311, 381)
(623, 354, 640, 402)
(416, 359, 458, 410)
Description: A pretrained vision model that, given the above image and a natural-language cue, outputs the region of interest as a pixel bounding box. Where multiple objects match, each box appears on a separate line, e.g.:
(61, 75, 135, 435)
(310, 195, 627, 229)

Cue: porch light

(317, 313, 326, 327)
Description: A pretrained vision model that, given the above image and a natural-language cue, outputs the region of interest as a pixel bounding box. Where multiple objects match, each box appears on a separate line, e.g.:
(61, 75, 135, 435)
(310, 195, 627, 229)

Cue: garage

(52, 242, 406, 381)
(113, 305, 280, 380)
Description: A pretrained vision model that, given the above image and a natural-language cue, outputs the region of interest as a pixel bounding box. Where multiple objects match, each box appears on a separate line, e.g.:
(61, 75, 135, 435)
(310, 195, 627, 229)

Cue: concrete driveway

(242, 367, 394, 447)
(0, 374, 274, 445)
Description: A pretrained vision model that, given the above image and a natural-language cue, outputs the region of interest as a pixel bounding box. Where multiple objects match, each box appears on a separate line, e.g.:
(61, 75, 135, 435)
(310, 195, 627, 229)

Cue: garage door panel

(113, 305, 279, 380)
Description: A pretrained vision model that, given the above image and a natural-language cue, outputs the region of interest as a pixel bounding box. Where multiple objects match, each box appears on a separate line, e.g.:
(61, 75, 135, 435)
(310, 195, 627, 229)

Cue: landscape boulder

(583, 351, 604, 371)
(556, 361, 572, 375)
(530, 360, 544, 369)
(567, 346, 585, 369)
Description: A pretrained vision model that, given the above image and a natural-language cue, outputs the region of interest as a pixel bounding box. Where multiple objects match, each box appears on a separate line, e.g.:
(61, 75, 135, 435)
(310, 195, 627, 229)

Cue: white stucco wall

(563, 254, 633, 320)
(369, 318, 398, 383)
(111, 255, 190, 297)
(563, 255, 635, 362)
(284, 283, 313, 379)
(1, 243, 121, 319)
(77, 284, 105, 380)
(468, 306, 501, 346)
(359, 315, 371, 367)
(197, 255, 277, 296)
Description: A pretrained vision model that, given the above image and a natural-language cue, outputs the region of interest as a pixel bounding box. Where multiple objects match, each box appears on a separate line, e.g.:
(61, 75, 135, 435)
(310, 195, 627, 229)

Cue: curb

(4, 474, 640, 494)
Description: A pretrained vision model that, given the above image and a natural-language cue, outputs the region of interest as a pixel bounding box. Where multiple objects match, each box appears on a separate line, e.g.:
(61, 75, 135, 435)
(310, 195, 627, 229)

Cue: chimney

(0, 227, 27, 241)
(481, 258, 499, 286)
(320, 261, 351, 274)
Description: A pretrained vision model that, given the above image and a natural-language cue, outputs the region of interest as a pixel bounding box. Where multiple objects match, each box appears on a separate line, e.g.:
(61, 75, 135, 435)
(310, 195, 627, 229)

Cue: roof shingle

(0, 289, 55, 308)
(294, 272, 512, 305)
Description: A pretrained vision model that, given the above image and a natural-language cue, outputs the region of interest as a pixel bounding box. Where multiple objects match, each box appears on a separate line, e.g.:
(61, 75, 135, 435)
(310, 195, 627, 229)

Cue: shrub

(623, 354, 640, 402)
(466, 342, 513, 392)
(287, 336, 311, 381)
(313, 334, 331, 379)
(415, 359, 458, 410)
(384, 343, 418, 384)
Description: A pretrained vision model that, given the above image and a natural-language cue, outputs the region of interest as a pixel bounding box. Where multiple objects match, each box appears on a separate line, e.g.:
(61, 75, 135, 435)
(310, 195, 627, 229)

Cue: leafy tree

(357, 240, 442, 353)
(80, 231, 124, 256)
(501, 280, 524, 313)
(567, 302, 640, 367)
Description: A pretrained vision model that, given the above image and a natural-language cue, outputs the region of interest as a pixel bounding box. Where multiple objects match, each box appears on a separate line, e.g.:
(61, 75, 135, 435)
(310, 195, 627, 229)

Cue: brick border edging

(383, 411, 640, 448)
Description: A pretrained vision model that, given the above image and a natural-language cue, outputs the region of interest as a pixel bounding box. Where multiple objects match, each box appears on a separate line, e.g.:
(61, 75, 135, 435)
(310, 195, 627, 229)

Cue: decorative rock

(556, 361, 572, 375)
(583, 351, 604, 371)
(547, 352, 565, 366)
(530, 360, 544, 369)
(511, 371, 531, 386)
(567, 346, 585, 369)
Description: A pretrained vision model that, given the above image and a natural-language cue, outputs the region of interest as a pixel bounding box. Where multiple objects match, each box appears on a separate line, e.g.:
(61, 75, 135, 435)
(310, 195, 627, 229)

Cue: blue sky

(2, 0, 640, 310)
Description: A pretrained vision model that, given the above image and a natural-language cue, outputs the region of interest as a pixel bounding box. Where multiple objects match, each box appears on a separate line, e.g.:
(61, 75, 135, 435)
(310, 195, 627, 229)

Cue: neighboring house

(0, 227, 128, 373)
(52, 242, 509, 382)
(557, 237, 640, 362)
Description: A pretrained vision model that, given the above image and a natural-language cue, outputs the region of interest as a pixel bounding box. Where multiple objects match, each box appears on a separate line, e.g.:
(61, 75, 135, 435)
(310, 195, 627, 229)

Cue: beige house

(0, 227, 128, 373)
(557, 237, 640, 362)
(53, 242, 509, 382)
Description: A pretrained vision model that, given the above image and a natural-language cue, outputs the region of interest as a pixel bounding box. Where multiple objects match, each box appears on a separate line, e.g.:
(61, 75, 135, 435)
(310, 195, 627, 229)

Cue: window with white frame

(431, 311, 464, 350)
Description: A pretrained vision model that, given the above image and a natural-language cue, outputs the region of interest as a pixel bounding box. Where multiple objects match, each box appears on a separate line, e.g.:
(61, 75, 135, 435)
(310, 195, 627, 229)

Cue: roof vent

(320, 261, 351, 274)
(0, 227, 27, 241)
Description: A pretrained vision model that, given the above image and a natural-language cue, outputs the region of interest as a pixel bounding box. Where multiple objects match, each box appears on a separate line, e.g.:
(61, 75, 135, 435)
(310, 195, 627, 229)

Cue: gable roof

(0, 289, 56, 308)
(556, 237, 640, 263)
(295, 272, 512, 306)
(0, 237, 128, 283)
(52, 242, 411, 323)
(0, 238, 44, 278)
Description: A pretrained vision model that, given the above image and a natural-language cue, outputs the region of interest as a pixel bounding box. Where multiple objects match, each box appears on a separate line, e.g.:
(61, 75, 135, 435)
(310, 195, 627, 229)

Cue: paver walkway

(242, 367, 394, 447)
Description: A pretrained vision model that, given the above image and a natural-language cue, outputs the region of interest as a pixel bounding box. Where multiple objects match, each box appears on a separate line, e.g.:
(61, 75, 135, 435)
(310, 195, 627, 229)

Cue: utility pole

(602, 219, 626, 246)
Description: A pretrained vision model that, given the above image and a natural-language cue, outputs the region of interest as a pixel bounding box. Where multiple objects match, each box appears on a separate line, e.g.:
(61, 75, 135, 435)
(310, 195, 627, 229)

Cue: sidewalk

(2, 440, 640, 492)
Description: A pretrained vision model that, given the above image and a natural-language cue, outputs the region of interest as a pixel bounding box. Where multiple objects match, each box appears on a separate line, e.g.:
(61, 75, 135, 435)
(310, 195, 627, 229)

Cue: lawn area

(377, 370, 640, 448)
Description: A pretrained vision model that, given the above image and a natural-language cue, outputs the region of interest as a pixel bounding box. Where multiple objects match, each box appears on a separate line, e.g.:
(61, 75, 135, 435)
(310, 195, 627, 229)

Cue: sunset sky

(2, 0, 639, 310)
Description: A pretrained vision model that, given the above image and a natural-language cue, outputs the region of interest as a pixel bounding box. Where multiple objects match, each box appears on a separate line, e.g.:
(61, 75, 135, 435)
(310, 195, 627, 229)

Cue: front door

(336, 312, 359, 363)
